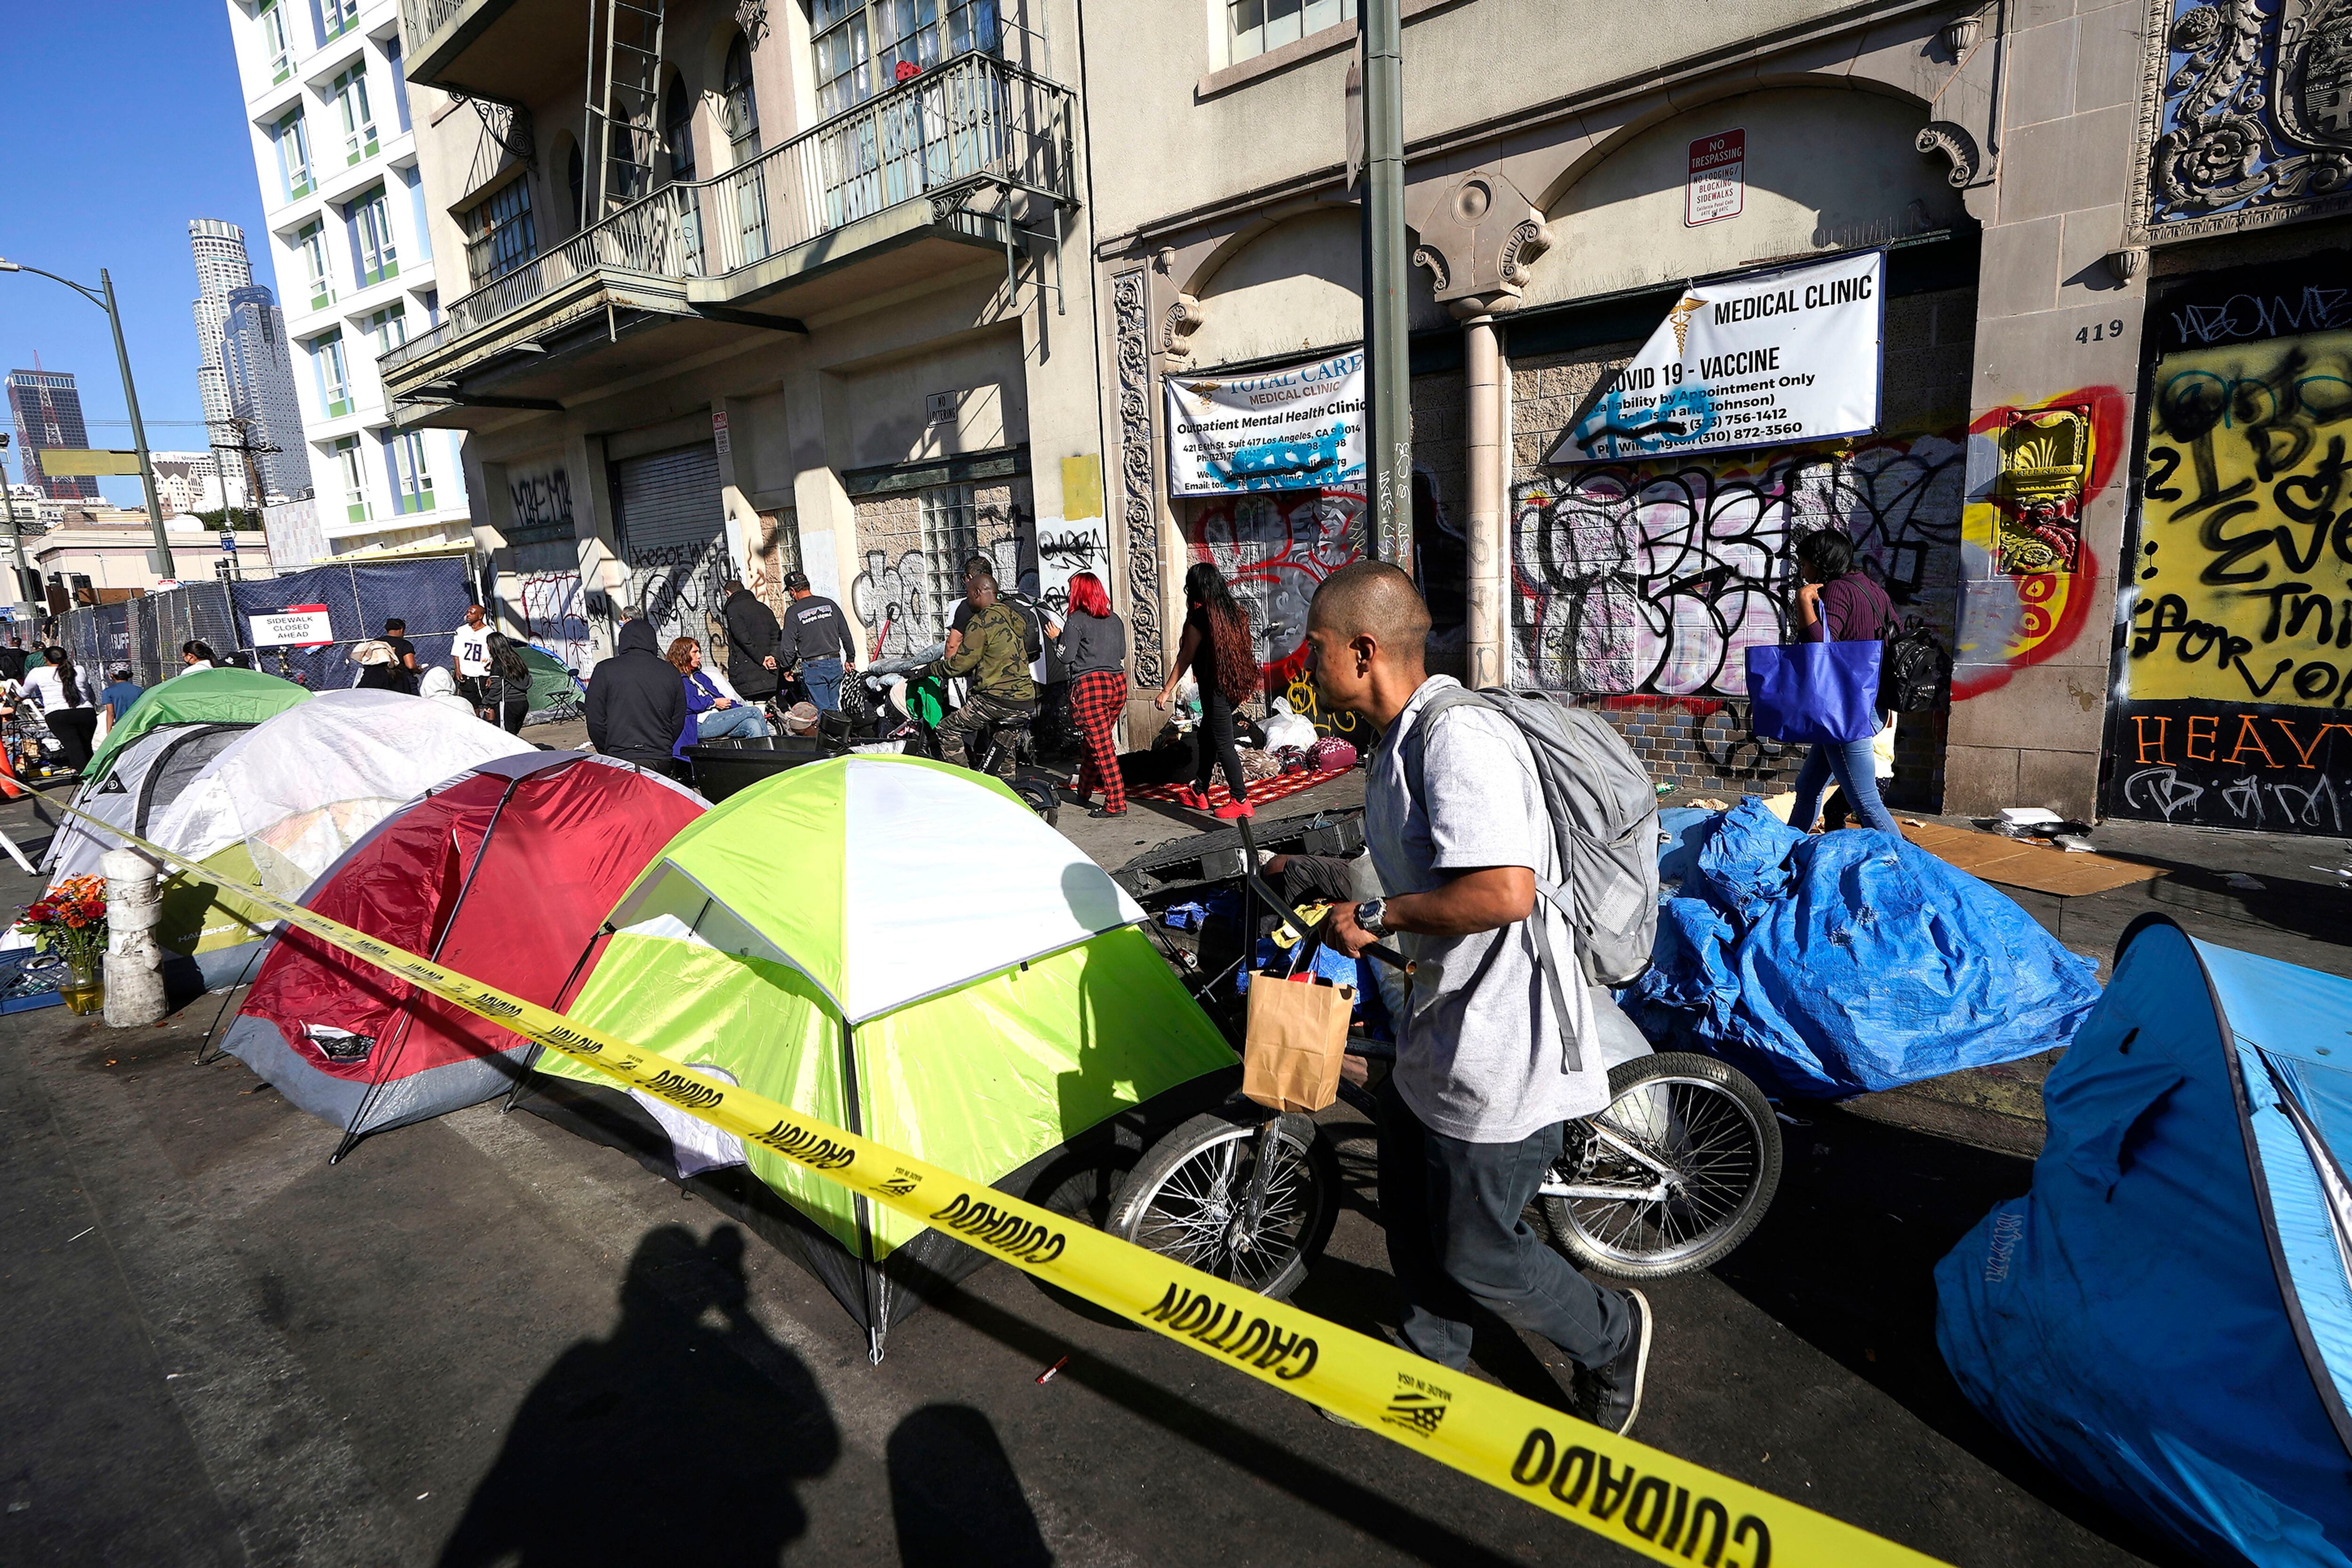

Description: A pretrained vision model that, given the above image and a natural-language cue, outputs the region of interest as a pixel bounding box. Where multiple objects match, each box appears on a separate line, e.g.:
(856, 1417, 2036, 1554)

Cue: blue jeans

(801, 657, 845, 712)
(1789, 728, 1900, 835)
(695, 702, 771, 743)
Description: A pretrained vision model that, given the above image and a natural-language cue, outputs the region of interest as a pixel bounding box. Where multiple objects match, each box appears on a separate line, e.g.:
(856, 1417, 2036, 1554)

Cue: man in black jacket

(721, 579, 781, 703)
(585, 618, 688, 772)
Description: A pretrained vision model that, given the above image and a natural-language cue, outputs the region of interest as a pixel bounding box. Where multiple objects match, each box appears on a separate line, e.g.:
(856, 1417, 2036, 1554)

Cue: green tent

(527, 754, 1233, 1350)
(518, 644, 582, 721)
(86, 666, 310, 782)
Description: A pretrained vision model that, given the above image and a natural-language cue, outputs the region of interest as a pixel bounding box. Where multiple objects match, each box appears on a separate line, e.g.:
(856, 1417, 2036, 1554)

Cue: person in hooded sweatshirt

(586, 617, 690, 774)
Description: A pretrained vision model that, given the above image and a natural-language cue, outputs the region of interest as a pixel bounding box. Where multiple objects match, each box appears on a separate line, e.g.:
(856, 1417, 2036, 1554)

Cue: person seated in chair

(930, 572, 1035, 778)
(669, 636, 772, 760)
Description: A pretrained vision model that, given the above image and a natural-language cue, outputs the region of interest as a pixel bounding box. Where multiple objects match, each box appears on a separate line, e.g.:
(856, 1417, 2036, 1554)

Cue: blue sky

(0, 3, 277, 506)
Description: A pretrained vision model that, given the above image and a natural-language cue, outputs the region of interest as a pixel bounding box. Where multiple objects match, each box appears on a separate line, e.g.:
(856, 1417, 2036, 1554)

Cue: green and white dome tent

(524, 754, 1234, 1353)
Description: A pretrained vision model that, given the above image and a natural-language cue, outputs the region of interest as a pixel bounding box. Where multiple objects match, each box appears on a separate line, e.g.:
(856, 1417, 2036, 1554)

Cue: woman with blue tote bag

(1764, 528, 1902, 835)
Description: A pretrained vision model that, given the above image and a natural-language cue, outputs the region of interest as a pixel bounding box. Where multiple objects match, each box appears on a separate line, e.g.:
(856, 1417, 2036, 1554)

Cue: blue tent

(1938, 915, 2352, 1567)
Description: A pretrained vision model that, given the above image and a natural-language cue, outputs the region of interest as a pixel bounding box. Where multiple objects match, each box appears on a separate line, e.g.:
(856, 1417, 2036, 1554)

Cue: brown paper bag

(1241, 972, 1355, 1113)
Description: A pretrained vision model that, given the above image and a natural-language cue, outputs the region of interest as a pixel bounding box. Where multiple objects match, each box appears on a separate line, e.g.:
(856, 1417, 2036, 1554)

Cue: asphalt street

(0, 761, 2315, 1568)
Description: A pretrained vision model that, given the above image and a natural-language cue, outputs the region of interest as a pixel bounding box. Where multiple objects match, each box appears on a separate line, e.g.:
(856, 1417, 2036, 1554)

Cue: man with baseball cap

(774, 570, 858, 712)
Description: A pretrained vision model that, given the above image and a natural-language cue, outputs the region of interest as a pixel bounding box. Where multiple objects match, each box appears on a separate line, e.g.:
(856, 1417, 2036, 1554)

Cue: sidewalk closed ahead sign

(1548, 250, 1885, 465)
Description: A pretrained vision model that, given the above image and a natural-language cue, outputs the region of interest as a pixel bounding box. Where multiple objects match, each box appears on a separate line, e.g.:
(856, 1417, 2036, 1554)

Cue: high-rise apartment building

(223, 0, 467, 553)
(6, 368, 101, 501)
(220, 284, 314, 502)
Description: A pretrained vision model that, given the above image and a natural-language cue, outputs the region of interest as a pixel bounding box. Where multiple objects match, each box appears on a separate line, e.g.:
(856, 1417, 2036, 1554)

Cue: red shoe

(1214, 800, 1255, 820)
(1173, 785, 1208, 811)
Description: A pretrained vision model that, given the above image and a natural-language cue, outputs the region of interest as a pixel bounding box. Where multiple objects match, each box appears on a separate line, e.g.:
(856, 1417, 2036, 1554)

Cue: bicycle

(1107, 812, 1782, 1299)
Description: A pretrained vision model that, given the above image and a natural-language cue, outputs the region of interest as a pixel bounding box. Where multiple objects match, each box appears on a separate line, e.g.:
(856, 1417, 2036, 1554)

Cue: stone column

(102, 847, 166, 1027)
(1463, 314, 1505, 689)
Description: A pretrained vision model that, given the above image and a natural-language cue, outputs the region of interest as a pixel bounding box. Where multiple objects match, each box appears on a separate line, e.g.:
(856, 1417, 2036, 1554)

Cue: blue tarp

(1624, 798, 2101, 1098)
(1937, 918, 2352, 1567)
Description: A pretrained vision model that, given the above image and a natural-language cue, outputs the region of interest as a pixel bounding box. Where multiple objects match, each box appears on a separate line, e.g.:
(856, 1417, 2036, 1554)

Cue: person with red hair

(1044, 570, 1129, 817)
(1156, 562, 1259, 818)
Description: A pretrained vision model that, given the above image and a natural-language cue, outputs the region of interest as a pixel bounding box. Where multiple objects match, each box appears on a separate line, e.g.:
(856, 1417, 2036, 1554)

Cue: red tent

(222, 752, 705, 1156)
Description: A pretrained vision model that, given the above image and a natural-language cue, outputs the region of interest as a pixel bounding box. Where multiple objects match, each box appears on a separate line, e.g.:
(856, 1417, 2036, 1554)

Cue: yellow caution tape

(64, 804, 1945, 1568)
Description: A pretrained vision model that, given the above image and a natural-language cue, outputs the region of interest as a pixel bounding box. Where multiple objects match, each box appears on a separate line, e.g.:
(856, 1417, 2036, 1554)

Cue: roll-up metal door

(611, 444, 727, 653)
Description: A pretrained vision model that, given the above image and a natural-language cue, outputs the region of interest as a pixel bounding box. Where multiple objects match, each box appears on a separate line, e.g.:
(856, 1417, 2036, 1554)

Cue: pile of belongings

(1623, 797, 2101, 1098)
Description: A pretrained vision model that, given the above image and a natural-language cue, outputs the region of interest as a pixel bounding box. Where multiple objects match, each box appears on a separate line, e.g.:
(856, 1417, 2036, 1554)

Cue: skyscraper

(220, 284, 314, 501)
(189, 218, 254, 471)
(6, 367, 100, 501)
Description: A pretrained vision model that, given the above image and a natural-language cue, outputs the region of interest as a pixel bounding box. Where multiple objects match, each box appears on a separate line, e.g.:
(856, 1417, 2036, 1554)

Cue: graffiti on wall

(850, 535, 1035, 661)
(2109, 255, 2352, 831)
(508, 462, 574, 542)
(1509, 434, 1966, 697)
(624, 540, 731, 659)
(1183, 488, 1366, 689)
(515, 570, 592, 677)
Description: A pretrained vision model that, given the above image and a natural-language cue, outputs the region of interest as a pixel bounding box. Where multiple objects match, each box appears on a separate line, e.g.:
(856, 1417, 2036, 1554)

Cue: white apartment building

(223, 0, 470, 555)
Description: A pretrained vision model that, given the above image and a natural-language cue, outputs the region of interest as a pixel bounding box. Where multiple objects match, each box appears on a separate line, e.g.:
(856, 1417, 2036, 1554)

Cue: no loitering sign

(1686, 130, 1745, 226)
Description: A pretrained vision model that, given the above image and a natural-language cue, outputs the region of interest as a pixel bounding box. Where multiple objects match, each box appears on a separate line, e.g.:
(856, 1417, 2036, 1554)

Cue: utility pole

(1359, 0, 1414, 570)
(0, 442, 38, 623)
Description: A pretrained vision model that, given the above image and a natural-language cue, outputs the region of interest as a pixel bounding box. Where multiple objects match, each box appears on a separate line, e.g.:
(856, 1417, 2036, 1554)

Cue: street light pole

(1359, 0, 1414, 569)
(0, 258, 178, 581)
(100, 269, 174, 581)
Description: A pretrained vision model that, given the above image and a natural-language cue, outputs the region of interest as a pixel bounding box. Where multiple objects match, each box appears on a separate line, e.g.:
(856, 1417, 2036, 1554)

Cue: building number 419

(2075, 320, 2127, 344)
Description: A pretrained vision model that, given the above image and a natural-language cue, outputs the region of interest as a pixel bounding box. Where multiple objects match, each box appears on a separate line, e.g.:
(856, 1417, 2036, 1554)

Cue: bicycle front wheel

(1107, 1107, 1336, 1299)
(1538, 1051, 1781, 1279)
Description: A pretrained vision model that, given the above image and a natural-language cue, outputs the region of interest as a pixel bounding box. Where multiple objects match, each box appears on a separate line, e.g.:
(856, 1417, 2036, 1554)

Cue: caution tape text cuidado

(63, 804, 1945, 1568)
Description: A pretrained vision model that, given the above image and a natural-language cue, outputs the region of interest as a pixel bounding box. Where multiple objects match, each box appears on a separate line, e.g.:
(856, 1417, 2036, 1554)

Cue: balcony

(382, 53, 1074, 428)
(399, 0, 582, 103)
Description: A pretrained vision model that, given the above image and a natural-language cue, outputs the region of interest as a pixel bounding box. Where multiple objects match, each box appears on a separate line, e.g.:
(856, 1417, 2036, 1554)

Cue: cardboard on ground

(1899, 820, 2164, 898)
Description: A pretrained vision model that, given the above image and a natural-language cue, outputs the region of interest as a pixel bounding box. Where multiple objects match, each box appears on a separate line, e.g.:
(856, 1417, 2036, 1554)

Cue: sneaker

(1172, 786, 1208, 810)
(1578, 1289, 1652, 1436)
(1213, 800, 1255, 820)
(1087, 804, 1127, 818)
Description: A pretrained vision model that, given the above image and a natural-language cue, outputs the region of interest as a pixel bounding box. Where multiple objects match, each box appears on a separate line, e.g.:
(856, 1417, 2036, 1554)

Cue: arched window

(663, 76, 696, 183)
(722, 35, 760, 163)
(566, 139, 585, 231)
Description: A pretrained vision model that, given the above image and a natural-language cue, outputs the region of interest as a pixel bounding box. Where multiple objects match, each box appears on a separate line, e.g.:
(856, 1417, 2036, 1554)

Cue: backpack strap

(1396, 685, 1586, 1075)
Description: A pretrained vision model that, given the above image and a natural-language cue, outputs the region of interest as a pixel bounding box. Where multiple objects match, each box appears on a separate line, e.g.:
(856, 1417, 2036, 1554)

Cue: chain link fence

(56, 582, 243, 688)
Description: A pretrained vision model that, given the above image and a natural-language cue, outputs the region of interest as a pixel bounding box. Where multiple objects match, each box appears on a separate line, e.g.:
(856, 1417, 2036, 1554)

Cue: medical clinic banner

(1549, 250, 1884, 465)
(1166, 349, 1366, 496)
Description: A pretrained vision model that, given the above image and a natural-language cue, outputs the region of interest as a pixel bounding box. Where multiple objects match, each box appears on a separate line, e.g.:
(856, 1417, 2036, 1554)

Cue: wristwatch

(1354, 898, 1390, 939)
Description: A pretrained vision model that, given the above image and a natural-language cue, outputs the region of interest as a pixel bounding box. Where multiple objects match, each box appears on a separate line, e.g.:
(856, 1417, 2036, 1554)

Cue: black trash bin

(683, 734, 834, 802)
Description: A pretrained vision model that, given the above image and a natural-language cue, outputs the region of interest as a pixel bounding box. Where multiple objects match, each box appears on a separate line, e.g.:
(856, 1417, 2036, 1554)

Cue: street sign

(250, 605, 334, 647)
(220, 530, 238, 553)
(1686, 129, 1746, 226)
(38, 448, 145, 477)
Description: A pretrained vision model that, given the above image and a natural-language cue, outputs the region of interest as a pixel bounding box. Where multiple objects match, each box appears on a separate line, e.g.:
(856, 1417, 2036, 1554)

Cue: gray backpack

(1401, 687, 1661, 1065)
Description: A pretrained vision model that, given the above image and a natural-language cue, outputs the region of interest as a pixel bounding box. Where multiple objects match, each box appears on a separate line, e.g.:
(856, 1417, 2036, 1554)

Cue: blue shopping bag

(1745, 641, 1884, 744)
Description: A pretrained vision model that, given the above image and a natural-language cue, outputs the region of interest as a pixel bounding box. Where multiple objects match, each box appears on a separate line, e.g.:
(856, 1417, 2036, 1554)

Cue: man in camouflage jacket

(931, 573, 1038, 776)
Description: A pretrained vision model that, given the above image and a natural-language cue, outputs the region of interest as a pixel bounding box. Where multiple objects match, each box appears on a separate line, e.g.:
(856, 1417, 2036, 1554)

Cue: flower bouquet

(14, 875, 109, 1014)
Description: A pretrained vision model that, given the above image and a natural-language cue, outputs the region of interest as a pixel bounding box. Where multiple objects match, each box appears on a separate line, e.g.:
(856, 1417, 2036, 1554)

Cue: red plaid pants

(1067, 669, 1127, 812)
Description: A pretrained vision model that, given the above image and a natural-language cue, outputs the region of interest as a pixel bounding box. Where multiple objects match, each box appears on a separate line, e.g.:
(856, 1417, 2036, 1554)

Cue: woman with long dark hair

(1045, 570, 1129, 817)
(1786, 527, 1901, 836)
(1155, 561, 1257, 816)
(26, 646, 96, 770)
(483, 633, 534, 733)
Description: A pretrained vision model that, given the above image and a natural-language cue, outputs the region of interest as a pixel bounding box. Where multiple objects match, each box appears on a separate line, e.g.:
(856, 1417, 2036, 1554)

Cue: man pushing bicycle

(1312, 561, 1654, 1436)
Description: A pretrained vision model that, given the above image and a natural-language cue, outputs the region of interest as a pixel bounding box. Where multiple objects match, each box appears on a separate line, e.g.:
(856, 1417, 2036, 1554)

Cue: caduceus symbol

(1668, 293, 1707, 358)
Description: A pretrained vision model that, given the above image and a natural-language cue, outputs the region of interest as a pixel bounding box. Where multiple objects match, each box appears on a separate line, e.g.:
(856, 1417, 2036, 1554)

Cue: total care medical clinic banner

(1166, 349, 1367, 496)
(1549, 250, 1886, 465)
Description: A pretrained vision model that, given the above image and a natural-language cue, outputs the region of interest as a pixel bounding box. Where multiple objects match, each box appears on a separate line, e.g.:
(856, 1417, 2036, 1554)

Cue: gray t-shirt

(1364, 676, 1606, 1142)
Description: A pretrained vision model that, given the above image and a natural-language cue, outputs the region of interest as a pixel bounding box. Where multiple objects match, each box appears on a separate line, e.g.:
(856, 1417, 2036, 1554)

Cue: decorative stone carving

(2133, 0, 2352, 239)
(1915, 120, 1983, 187)
(1161, 294, 1205, 369)
(1113, 269, 1165, 690)
(1407, 169, 1551, 320)
(1939, 13, 1985, 55)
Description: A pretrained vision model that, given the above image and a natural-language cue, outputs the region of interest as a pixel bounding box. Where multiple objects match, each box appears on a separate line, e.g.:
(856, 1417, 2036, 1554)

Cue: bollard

(102, 847, 167, 1027)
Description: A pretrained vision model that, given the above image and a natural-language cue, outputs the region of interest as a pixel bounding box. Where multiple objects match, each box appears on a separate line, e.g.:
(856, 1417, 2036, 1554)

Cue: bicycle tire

(1538, 1051, 1781, 1280)
(1107, 1106, 1336, 1300)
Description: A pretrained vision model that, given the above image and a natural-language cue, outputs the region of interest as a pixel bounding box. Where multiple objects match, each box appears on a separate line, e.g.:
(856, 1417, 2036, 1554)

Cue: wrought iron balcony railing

(382, 51, 1072, 379)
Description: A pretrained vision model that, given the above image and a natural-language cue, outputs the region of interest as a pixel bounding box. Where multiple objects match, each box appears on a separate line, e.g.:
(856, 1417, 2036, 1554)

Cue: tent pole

(502, 922, 613, 1114)
(334, 779, 521, 1163)
(839, 1011, 883, 1361)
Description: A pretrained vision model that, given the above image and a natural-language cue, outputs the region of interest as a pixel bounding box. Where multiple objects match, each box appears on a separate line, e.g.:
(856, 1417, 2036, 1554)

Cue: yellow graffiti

(1959, 499, 2082, 665)
(2130, 330, 2352, 709)
(1284, 675, 1363, 739)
